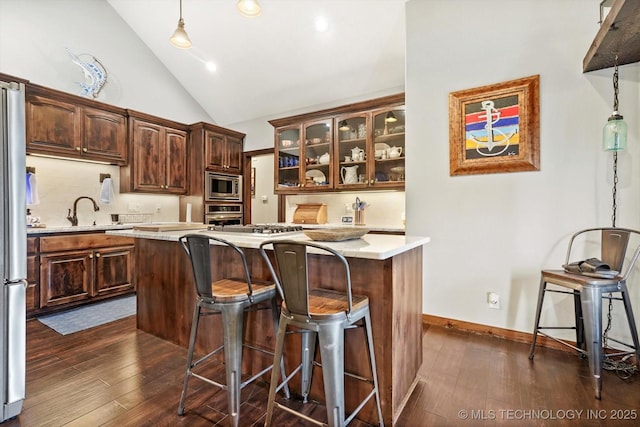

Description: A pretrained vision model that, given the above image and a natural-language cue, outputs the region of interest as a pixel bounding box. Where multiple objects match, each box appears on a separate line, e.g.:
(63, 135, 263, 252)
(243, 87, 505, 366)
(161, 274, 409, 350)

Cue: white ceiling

(107, 0, 406, 125)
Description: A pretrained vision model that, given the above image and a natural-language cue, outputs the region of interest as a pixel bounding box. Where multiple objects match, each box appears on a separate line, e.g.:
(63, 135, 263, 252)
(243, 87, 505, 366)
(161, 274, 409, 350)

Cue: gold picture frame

(449, 75, 540, 176)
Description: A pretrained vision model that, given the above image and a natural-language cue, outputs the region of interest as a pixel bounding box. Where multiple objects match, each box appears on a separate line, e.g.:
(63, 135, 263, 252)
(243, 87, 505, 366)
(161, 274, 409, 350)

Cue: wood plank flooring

(6, 317, 640, 426)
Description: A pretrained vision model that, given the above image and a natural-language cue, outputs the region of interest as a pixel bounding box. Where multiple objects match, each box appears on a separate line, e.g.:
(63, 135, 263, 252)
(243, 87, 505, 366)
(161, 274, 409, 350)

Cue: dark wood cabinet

(204, 127, 244, 174)
(180, 123, 245, 222)
(81, 106, 127, 163)
(26, 237, 39, 312)
(40, 249, 93, 307)
(121, 112, 188, 194)
(26, 85, 127, 165)
(270, 93, 405, 194)
(37, 233, 134, 311)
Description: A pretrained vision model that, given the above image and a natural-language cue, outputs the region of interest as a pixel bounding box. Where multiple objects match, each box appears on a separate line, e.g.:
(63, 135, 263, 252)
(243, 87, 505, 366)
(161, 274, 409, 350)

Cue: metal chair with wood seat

(259, 239, 384, 427)
(177, 233, 289, 427)
(529, 227, 640, 399)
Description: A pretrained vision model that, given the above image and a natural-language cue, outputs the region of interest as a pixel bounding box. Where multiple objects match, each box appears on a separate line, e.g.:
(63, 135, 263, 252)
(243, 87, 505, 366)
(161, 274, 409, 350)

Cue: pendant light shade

(602, 57, 627, 151)
(170, 0, 192, 49)
(237, 0, 261, 17)
(603, 112, 628, 151)
(385, 111, 397, 123)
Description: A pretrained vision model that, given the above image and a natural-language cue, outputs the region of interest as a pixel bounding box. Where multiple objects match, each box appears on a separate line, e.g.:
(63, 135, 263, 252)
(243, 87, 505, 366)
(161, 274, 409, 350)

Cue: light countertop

(107, 228, 429, 260)
(27, 223, 135, 235)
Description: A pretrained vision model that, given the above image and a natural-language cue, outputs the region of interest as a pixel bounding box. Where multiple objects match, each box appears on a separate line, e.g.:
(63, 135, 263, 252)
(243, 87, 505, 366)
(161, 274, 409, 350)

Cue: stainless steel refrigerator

(0, 79, 26, 421)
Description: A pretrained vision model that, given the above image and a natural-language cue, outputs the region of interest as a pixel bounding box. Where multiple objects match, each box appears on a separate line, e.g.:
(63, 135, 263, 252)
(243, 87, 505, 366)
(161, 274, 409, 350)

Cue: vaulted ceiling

(107, 0, 406, 125)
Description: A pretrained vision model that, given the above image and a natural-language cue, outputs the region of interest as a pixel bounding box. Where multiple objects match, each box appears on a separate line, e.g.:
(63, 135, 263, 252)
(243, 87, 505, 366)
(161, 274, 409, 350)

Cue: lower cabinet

(37, 233, 134, 311)
(26, 237, 39, 312)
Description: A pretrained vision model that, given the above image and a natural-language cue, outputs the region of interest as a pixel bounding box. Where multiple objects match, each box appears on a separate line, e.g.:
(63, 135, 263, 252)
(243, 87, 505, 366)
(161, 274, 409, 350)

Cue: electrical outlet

(487, 292, 500, 309)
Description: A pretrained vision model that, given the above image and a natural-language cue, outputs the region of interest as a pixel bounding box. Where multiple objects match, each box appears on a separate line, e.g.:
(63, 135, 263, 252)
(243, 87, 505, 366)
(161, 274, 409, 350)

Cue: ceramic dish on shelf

(389, 166, 405, 174)
(305, 169, 326, 184)
(374, 142, 390, 159)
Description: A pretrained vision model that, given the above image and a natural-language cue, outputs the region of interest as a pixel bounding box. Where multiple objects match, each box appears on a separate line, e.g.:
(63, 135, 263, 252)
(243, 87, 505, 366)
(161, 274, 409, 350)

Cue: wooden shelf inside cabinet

(374, 132, 405, 143)
(583, 0, 640, 72)
(376, 157, 405, 162)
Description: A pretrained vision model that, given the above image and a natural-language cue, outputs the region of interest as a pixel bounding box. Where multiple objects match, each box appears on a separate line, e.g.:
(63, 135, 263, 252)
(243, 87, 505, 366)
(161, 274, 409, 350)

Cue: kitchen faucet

(66, 196, 100, 226)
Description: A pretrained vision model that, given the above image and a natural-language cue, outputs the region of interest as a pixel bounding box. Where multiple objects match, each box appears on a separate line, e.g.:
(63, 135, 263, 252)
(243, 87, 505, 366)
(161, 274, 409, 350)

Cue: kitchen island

(107, 227, 429, 426)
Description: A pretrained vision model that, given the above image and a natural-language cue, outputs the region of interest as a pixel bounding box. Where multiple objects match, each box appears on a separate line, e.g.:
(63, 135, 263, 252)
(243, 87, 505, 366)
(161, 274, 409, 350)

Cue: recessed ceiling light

(206, 61, 217, 72)
(315, 16, 329, 33)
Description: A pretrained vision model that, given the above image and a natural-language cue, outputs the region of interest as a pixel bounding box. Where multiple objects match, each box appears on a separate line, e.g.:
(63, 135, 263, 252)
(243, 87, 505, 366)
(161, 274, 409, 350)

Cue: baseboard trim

(422, 314, 575, 354)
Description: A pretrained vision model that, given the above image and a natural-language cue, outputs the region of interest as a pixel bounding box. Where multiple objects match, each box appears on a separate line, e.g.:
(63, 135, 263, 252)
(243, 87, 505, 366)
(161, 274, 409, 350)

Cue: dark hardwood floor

(7, 316, 640, 426)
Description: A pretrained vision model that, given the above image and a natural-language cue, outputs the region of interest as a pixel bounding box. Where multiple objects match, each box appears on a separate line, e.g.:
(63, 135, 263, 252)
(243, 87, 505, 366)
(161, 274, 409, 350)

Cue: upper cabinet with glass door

(371, 106, 405, 188)
(301, 119, 333, 191)
(270, 93, 404, 194)
(335, 113, 368, 189)
(275, 125, 302, 191)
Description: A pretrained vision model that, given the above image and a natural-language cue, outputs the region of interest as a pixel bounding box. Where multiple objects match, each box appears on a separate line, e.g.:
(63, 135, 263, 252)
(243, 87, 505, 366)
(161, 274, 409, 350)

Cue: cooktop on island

(207, 224, 304, 235)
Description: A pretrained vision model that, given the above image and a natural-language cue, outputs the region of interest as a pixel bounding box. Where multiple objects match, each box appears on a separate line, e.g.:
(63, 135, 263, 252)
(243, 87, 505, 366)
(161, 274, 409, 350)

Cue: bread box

(293, 203, 327, 224)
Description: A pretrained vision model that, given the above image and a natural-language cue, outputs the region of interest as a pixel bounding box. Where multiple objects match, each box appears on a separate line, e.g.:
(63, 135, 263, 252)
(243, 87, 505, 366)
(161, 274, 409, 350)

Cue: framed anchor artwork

(449, 75, 540, 176)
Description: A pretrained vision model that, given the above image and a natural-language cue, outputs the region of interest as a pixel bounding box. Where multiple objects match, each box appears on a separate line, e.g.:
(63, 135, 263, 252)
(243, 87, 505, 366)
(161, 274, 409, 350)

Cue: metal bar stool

(259, 239, 384, 427)
(529, 227, 640, 399)
(177, 234, 289, 427)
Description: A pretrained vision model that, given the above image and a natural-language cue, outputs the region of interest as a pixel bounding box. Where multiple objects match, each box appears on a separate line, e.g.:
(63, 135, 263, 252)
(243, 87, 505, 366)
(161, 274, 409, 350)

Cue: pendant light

(385, 111, 397, 123)
(170, 0, 192, 49)
(237, 0, 261, 17)
(603, 56, 627, 151)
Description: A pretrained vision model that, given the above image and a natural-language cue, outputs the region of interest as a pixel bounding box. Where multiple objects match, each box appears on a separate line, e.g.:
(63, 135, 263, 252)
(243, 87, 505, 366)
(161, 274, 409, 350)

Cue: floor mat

(37, 295, 136, 335)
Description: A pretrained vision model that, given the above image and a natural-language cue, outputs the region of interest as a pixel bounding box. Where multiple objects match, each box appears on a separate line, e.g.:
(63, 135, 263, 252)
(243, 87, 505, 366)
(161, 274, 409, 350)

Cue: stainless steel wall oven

(205, 203, 243, 226)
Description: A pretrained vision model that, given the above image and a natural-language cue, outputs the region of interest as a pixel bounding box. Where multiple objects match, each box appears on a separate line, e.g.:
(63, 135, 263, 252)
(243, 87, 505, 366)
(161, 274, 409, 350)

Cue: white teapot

(351, 147, 365, 162)
(389, 146, 403, 158)
(318, 152, 330, 164)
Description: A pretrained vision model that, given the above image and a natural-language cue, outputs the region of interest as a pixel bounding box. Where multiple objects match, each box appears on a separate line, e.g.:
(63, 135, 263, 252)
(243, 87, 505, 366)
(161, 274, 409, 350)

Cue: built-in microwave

(205, 172, 242, 202)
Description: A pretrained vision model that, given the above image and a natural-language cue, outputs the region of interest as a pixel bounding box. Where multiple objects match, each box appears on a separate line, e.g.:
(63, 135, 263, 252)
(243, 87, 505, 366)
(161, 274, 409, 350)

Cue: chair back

(180, 234, 253, 300)
(601, 229, 630, 272)
(565, 227, 640, 279)
(260, 240, 354, 317)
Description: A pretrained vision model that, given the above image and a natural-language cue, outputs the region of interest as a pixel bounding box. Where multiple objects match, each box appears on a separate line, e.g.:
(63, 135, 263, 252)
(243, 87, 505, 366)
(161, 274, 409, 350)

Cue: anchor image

(469, 100, 516, 157)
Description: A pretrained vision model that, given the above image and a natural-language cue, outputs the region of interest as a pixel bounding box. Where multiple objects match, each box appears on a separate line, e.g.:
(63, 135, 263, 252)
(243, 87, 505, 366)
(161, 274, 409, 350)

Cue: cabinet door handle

(75, 146, 81, 151)
(95, 253, 101, 258)
(89, 254, 93, 259)
(82, 147, 87, 152)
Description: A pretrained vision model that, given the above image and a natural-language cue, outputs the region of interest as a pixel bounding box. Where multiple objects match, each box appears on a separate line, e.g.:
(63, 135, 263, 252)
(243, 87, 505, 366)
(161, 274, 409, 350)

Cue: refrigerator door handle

(4, 279, 27, 289)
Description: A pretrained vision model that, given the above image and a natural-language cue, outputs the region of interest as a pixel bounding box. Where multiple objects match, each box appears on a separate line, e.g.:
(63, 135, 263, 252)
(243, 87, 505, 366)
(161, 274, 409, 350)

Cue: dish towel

(26, 172, 40, 205)
(100, 177, 115, 205)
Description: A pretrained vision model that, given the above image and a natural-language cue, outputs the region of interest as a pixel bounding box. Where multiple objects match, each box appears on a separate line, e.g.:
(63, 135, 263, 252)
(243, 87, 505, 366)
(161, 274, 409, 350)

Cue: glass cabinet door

(301, 120, 332, 190)
(275, 126, 301, 191)
(372, 106, 405, 187)
(335, 113, 368, 188)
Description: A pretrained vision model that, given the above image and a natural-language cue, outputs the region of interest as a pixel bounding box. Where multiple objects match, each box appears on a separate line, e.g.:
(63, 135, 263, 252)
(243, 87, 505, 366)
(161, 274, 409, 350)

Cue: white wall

(250, 154, 278, 224)
(406, 0, 640, 336)
(0, 0, 214, 225)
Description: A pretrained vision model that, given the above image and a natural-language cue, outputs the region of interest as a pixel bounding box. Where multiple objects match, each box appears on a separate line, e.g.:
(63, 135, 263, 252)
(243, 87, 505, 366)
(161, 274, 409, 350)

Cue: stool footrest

(273, 401, 328, 426)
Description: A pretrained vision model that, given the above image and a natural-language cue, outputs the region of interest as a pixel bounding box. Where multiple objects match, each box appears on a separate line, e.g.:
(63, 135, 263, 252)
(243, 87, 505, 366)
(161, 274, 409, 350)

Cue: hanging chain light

(170, 0, 192, 49)
(603, 56, 627, 228)
(603, 55, 627, 151)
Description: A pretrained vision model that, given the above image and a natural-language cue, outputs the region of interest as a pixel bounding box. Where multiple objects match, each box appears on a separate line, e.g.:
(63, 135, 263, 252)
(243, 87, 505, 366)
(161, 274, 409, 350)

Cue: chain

(603, 294, 613, 350)
(613, 56, 619, 112)
(612, 151, 618, 227)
